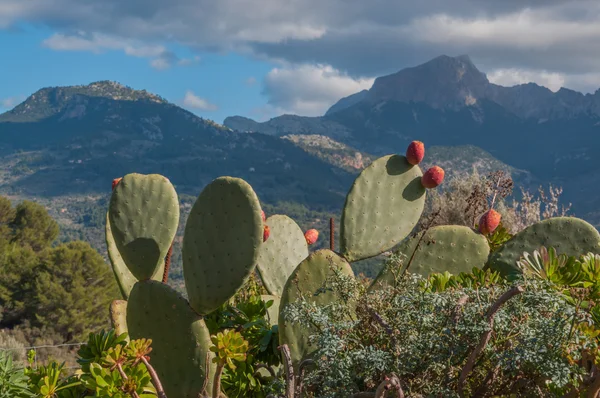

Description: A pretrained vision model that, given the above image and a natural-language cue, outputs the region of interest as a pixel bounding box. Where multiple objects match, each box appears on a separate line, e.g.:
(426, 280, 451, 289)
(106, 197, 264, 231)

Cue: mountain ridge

(222, 55, 600, 221)
(312, 55, 600, 120)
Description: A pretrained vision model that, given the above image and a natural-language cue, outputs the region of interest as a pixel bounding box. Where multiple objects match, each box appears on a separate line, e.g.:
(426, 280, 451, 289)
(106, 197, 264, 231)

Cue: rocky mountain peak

(0, 81, 168, 123)
(366, 54, 490, 109)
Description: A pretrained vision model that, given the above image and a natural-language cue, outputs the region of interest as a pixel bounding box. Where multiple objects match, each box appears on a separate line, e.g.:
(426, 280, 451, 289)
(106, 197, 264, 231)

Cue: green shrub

(283, 265, 598, 397)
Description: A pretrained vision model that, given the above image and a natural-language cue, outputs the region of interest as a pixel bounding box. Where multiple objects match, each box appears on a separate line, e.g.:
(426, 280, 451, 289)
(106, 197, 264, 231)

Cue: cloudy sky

(1, 0, 600, 123)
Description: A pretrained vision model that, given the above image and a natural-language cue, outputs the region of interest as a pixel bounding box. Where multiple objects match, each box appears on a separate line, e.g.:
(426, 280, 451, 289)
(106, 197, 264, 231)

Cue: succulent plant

(488, 217, 600, 279)
(109, 300, 128, 342)
(279, 141, 451, 371)
(106, 174, 267, 398)
(256, 215, 308, 297)
(339, 154, 427, 263)
(210, 330, 249, 398)
(369, 225, 490, 291)
(279, 249, 355, 368)
(107, 173, 179, 290)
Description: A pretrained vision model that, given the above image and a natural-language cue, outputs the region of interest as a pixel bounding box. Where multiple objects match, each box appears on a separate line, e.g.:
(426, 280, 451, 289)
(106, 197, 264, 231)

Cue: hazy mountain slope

(0, 82, 357, 209)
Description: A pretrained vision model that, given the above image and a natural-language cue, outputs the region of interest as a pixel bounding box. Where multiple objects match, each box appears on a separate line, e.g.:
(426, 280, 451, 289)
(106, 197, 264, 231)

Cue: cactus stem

(373, 374, 404, 398)
(329, 218, 335, 251)
(114, 362, 141, 398)
(296, 359, 314, 397)
(162, 243, 173, 284)
(140, 356, 168, 398)
(278, 345, 296, 398)
(458, 285, 524, 396)
(212, 362, 225, 398)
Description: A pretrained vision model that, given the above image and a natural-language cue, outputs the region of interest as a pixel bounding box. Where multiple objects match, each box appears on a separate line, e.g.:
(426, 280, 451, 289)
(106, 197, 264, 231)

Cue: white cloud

(0, 95, 25, 109)
(150, 57, 171, 70)
(487, 68, 600, 94)
(182, 90, 218, 111)
(245, 76, 257, 86)
(42, 32, 184, 71)
(263, 64, 374, 116)
(177, 56, 201, 66)
(487, 68, 566, 92)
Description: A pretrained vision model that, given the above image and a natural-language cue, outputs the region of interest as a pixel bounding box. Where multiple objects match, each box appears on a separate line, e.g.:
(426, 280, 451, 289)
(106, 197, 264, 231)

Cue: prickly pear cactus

(108, 174, 179, 281)
(370, 225, 490, 290)
(340, 155, 426, 262)
(182, 177, 264, 315)
(127, 280, 215, 398)
(261, 295, 280, 327)
(109, 300, 129, 341)
(257, 215, 309, 296)
(488, 217, 600, 279)
(105, 214, 139, 299)
(279, 249, 355, 369)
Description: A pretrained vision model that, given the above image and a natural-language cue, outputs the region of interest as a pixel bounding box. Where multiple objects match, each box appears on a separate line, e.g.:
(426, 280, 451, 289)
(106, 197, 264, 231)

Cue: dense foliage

(0, 197, 120, 347)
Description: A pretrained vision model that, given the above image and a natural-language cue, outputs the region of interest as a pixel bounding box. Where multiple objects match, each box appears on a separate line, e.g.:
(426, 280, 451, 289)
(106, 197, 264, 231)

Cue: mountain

(223, 55, 600, 221)
(0, 78, 531, 285)
(327, 55, 600, 120)
(0, 81, 355, 208)
(325, 90, 369, 116)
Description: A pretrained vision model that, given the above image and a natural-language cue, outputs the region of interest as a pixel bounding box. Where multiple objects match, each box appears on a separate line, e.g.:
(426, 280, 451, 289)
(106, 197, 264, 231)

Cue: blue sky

(1, 1, 600, 124)
(0, 25, 276, 124)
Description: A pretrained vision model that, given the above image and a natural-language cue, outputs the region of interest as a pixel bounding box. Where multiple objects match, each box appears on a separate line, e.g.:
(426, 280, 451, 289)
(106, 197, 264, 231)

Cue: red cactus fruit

(406, 141, 425, 165)
(479, 209, 502, 235)
(261, 210, 266, 222)
(421, 166, 445, 188)
(263, 225, 270, 242)
(304, 229, 319, 245)
(112, 177, 122, 190)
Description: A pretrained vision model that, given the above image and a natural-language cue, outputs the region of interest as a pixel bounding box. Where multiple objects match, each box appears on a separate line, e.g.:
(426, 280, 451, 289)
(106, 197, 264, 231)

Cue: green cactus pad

(488, 217, 600, 279)
(340, 155, 426, 262)
(127, 280, 215, 397)
(109, 300, 129, 341)
(106, 213, 139, 299)
(261, 295, 280, 327)
(279, 249, 355, 369)
(182, 177, 263, 315)
(257, 215, 309, 296)
(370, 225, 490, 290)
(108, 174, 179, 280)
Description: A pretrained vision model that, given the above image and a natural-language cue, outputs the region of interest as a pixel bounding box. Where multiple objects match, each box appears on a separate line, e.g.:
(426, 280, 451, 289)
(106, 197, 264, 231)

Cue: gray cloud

(3, 0, 600, 111)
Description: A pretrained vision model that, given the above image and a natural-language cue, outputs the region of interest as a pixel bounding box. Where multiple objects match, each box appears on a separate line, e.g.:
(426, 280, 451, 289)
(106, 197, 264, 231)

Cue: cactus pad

(488, 217, 600, 278)
(261, 295, 280, 327)
(257, 215, 309, 296)
(370, 225, 490, 290)
(106, 213, 139, 299)
(340, 155, 426, 262)
(109, 300, 129, 341)
(279, 249, 355, 369)
(108, 173, 179, 280)
(127, 280, 214, 397)
(182, 177, 263, 315)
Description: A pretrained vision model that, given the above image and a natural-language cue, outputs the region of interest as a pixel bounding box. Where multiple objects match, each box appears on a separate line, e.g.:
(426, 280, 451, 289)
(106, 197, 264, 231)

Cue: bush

(423, 170, 571, 234)
(282, 259, 599, 397)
